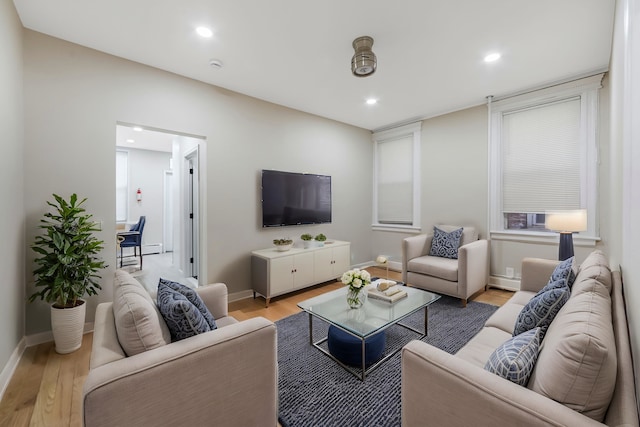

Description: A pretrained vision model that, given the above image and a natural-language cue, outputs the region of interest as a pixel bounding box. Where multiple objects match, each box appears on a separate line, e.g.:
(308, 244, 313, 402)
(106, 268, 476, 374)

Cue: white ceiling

(13, 0, 615, 131)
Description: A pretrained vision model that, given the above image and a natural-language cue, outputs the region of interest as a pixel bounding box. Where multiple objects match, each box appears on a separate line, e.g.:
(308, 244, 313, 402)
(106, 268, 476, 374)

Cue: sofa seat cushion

(574, 250, 612, 294)
(456, 326, 512, 368)
(407, 256, 458, 282)
(112, 270, 171, 356)
(484, 301, 527, 334)
(527, 279, 616, 422)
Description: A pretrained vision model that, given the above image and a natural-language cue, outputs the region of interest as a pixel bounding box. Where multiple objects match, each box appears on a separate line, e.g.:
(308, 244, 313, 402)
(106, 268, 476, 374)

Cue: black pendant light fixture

(351, 36, 377, 77)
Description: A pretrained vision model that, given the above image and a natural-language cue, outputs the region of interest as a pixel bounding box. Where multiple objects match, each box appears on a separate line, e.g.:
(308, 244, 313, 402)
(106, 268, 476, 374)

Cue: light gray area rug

(277, 295, 498, 427)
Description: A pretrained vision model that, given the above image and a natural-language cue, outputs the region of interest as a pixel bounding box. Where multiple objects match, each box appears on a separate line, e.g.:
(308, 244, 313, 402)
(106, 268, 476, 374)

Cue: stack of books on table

(367, 281, 408, 303)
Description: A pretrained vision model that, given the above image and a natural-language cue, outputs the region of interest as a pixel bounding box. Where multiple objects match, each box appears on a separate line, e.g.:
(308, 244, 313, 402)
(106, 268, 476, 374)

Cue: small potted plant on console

(301, 233, 314, 249)
(314, 233, 327, 247)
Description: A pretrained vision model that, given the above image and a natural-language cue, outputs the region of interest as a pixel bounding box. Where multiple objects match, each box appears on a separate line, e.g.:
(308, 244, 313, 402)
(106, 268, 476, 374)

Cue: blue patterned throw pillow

(549, 256, 576, 289)
(485, 328, 541, 386)
(159, 278, 217, 330)
(157, 282, 211, 341)
(513, 286, 570, 338)
(429, 226, 463, 259)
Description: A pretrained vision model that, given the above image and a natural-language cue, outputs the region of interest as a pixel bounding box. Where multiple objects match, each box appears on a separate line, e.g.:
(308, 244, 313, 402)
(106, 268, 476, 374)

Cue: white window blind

(377, 136, 413, 224)
(502, 97, 581, 213)
(115, 150, 128, 222)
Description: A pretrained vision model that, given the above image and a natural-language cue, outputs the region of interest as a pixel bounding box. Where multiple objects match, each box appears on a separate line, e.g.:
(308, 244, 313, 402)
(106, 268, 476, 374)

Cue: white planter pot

(50, 299, 86, 354)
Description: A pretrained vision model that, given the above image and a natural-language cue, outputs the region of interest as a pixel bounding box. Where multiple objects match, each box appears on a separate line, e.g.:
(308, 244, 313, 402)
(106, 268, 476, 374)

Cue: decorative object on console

(273, 238, 294, 251)
(341, 268, 371, 308)
(351, 36, 377, 77)
(314, 233, 327, 247)
(545, 209, 587, 261)
(429, 226, 463, 259)
(301, 233, 314, 248)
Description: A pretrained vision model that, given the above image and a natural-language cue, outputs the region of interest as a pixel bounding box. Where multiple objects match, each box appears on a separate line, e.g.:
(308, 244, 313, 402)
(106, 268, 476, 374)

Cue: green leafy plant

(314, 233, 327, 242)
(300, 233, 313, 241)
(29, 194, 107, 308)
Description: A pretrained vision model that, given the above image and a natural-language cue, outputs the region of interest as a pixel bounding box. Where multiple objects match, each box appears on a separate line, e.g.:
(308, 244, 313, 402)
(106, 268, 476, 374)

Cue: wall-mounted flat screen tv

(261, 169, 332, 227)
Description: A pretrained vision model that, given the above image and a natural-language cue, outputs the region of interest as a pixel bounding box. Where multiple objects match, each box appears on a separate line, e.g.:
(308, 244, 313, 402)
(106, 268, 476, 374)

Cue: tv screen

(261, 170, 332, 227)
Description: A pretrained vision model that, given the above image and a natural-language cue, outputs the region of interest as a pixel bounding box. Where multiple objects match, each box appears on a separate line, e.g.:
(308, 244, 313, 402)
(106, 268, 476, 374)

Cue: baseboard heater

(142, 243, 163, 255)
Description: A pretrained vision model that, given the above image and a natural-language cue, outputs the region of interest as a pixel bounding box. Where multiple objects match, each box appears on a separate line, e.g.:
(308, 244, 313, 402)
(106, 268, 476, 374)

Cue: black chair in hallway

(117, 216, 146, 268)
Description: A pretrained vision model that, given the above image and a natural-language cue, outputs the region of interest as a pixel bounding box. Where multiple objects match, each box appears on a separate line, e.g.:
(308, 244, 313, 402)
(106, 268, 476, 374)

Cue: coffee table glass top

(297, 285, 440, 338)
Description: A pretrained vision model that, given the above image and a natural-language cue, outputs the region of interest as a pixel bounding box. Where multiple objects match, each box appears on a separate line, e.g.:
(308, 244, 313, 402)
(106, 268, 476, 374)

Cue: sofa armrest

(520, 258, 560, 293)
(458, 239, 489, 298)
(401, 340, 603, 427)
(196, 282, 228, 319)
(83, 317, 277, 427)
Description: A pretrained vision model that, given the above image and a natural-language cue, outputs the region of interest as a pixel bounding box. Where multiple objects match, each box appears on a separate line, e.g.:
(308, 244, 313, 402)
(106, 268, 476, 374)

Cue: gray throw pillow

(159, 278, 217, 330)
(549, 256, 576, 289)
(485, 327, 541, 386)
(513, 285, 570, 338)
(429, 226, 463, 259)
(157, 282, 212, 341)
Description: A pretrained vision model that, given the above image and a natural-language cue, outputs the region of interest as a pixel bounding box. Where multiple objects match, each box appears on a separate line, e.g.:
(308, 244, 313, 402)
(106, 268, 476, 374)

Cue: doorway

(115, 123, 206, 290)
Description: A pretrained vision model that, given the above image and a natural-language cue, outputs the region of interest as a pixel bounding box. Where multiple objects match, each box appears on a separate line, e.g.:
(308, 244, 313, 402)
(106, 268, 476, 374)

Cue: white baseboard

(0, 337, 26, 401)
(228, 289, 255, 302)
(25, 322, 95, 347)
(489, 275, 521, 292)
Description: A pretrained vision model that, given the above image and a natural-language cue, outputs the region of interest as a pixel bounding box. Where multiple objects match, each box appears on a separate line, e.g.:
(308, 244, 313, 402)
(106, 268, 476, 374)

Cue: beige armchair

(402, 225, 489, 306)
(83, 271, 278, 427)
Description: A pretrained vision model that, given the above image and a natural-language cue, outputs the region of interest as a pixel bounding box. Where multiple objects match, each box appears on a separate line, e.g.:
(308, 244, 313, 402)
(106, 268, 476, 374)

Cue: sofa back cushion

(527, 278, 616, 422)
(113, 270, 171, 356)
(574, 250, 612, 294)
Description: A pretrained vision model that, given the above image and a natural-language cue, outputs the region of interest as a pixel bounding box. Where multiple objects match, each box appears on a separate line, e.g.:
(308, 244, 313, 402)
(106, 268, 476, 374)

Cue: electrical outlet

(505, 267, 515, 278)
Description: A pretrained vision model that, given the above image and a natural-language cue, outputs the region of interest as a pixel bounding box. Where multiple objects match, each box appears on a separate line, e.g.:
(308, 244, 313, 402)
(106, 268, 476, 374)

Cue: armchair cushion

(113, 270, 171, 356)
(408, 256, 458, 282)
(485, 327, 541, 386)
(429, 226, 463, 259)
(159, 278, 217, 330)
(157, 282, 212, 341)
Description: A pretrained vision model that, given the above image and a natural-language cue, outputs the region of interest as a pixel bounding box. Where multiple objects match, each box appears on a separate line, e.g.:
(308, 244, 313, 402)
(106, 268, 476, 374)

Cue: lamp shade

(545, 209, 587, 232)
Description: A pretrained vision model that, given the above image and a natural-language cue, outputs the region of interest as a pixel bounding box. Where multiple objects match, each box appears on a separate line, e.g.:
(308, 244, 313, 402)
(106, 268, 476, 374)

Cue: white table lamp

(545, 209, 587, 261)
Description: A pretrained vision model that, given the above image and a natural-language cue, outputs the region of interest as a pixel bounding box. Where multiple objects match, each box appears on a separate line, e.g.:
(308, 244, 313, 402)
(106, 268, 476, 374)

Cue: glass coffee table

(297, 284, 440, 380)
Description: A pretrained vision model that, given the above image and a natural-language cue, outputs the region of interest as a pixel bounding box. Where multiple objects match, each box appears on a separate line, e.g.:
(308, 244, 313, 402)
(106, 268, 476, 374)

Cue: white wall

(124, 147, 172, 249)
(0, 0, 25, 386)
(611, 0, 640, 408)
(22, 30, 373, 334)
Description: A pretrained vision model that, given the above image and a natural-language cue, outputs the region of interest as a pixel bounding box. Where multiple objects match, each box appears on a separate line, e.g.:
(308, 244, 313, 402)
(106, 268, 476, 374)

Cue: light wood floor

(0, 267, 512, 426)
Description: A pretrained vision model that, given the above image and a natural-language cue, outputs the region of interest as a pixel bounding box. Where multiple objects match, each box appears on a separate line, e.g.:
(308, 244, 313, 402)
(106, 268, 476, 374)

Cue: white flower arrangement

(341, 268, 371, 292)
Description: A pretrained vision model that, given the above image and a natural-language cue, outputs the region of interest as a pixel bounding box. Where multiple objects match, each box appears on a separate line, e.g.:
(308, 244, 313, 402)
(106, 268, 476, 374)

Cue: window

(115, 150, 128, 222)
(489, 74, 602, 239)
(373, 122, 421, 231)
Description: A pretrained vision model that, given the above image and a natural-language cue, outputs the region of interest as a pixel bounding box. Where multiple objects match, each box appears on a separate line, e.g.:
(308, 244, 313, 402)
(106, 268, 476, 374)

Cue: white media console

(251, 240, 351, 307)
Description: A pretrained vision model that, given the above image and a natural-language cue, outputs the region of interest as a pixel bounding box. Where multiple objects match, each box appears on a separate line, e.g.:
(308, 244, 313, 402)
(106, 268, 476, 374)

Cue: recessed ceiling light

(132, 126, 143, 132)
(196, 26, 213, 38)
(366, 98, 378, 105)
(126, 139, 135, 143)
(484, 52, 501, 63)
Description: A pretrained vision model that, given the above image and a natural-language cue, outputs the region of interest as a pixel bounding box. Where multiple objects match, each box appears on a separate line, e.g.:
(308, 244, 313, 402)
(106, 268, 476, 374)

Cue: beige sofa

(402, 251, 639, 426)
(83, 270, 278, 427)
(402, 225, 489, 306)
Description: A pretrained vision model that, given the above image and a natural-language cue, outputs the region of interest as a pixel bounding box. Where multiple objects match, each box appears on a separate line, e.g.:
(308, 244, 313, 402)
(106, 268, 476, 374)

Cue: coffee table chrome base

(307, 306, 428, 381)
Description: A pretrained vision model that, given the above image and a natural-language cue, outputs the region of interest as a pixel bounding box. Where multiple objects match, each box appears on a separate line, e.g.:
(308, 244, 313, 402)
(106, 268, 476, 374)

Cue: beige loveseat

(402, 251, 639, 426)
(83, 270, 278, 427)
(402, 225, 489, 306)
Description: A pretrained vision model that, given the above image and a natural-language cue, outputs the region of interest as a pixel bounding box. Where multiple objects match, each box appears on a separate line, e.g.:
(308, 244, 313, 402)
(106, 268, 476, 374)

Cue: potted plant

(314, 233, 327, 247)
(301, 233, 314, 249)
(29, 194, 107, 354)
(273, 238, 293, 252)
